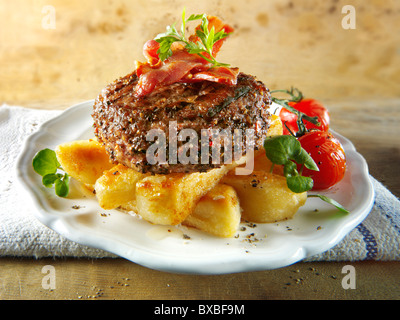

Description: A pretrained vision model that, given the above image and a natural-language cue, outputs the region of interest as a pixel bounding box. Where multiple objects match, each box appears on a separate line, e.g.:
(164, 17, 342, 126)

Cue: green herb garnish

(264, 135, 318, 193)
(154, 8, 231, 67)
(308, 194, 349, 213)
(32, 148, 69, 197)
(263, 135, 348, 213)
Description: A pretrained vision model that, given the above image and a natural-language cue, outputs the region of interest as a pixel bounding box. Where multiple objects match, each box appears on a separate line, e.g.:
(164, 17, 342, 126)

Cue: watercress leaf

(283, 161, 298, 178)
(32, 148, 60, 177)
(263, 136, 286, 164)
(293, 147, 319, 171)
(264, 135, 319, 171)
(287, 175, 314, 193)
(308, 194, 349, 213)
(42, 173, 63, 188)
(263, 135, 301, 165)
(55, 174, 69, 198)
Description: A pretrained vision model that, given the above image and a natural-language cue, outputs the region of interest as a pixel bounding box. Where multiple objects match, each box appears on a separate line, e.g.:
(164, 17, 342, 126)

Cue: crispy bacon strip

(185, 66, 240, 85)
(142, 39, 162, 67)
(134, 16, 237, 98)
(135, 49, 208, 97)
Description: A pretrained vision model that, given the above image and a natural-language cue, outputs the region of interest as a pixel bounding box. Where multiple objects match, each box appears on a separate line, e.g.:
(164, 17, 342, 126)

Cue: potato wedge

(222, 171, 307, 223)
(94, 164, 148, 210)
(55, 139, 114, 185)
(135, 165, 235, 226)
(183, 184, 241, 238)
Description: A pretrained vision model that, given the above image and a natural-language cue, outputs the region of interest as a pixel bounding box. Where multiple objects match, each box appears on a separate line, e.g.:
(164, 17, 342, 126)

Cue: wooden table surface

(1, 0, 399, 301)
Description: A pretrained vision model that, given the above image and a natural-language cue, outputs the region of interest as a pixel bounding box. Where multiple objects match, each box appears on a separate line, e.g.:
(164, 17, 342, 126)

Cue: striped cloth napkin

(1, 105, 399, 261)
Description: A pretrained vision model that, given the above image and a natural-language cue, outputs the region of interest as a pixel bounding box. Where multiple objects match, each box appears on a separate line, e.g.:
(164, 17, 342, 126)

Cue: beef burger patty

(92, 71, 272, 174)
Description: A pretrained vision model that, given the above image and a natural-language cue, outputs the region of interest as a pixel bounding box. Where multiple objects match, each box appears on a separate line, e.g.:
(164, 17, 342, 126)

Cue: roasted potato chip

(183, 184, 241, 238)
(55, 139, 114, 185)
(222, 171, 307, 223)
(94, 164, 148, 210)
(135, 165, 236, 226)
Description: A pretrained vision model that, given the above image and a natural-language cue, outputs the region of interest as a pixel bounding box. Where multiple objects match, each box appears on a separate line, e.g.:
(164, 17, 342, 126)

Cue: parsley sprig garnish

(154, 9, 231, 67)
(32, 148, 69, 197)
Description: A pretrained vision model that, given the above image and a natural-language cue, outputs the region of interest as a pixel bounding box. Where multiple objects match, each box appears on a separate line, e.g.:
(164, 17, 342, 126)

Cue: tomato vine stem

(270, 87, 320, 137)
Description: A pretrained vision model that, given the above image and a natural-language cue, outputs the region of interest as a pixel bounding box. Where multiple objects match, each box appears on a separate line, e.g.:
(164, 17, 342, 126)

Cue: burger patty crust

(92, 71, 272, 174)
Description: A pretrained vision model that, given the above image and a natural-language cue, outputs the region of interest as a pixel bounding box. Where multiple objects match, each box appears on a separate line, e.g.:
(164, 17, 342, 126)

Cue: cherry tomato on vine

(279, 99, 330, 135)
(297, 130, 346, 190)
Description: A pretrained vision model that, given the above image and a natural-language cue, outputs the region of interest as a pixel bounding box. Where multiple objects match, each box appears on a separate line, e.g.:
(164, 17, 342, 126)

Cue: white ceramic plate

(16, 100, 375, 274)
